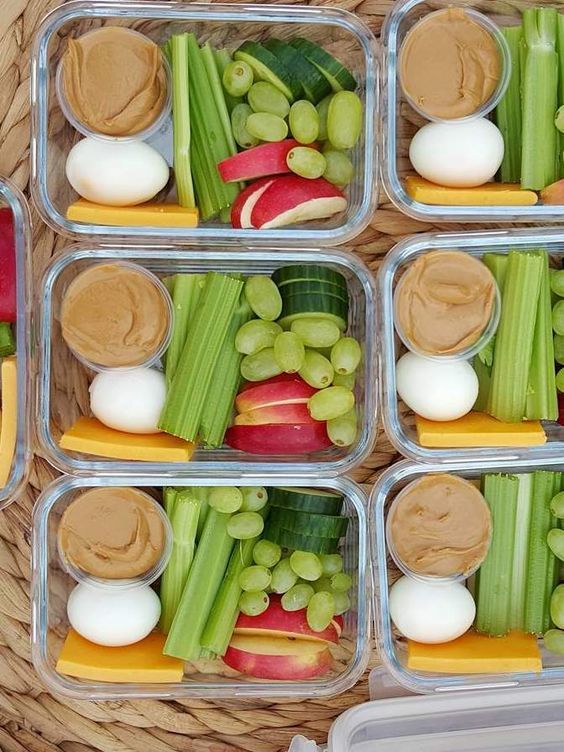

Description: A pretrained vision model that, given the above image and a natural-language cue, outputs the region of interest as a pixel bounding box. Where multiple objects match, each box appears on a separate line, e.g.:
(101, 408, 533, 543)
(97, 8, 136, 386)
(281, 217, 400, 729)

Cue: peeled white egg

(389, 576, 475, 644)
(409, 119, 504, 188)
(396, 352, 478, 421)
(89, 368, 166, 434)
(67, 582, 161, 646)
(66, 137, 169, 206)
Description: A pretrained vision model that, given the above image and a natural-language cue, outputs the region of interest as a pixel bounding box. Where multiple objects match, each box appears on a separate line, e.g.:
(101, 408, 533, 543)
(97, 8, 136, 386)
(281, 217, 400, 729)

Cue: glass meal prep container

(380, 0, 564, 224)
(37, 245, 377, 477)
(371, 458, 564, 695)
(30, 0, 378, 246)
(31, 473, 370, 700)
(379, 226, 564, 464)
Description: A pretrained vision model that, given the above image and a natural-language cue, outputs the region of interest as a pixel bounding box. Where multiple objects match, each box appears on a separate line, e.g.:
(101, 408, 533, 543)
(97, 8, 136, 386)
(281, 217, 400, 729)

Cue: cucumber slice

(279, 311, 347, 332)
(234, 41, 302, 102)
(270, 487, 344, 515)
(290, 38, 357, 92)
(280, 291, 349, 324)
(264, 523, 340, 554)
(278, 280, 349, 303)
(272, 264, 348, 291)
(269, 508, 349, 538)
(264, 39, 331, 104)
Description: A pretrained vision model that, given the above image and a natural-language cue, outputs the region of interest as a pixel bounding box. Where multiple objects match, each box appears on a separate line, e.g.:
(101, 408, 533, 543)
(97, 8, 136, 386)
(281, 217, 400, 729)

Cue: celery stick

(525, 471, 561, 634)
(521, 8, 559, 190)
(526, 252, 558, 420)
(163, 487, 177, 518)
(488, 252, 543, 422)
(472, 355, 492, 413)
(159, 491, 201, 634)
(557, 15, 564, 177)
(475, 473, 519, 636)
(190, 486, 210, 540)
(214, 48, 243, 113)
(171, 34, 196, 208)
(159, 272, 244, 441)
(495, 26, 522, 183)
(164, 508, 235, 661)
(166, 274, 205, 386)
(483, 253, 509, 293)
(508, 474, 533, 631)
(201, 43, 238, 156)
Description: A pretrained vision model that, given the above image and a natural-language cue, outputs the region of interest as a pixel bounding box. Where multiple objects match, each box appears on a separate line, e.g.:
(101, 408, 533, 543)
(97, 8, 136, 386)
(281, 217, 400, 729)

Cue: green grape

(544, 629, 564, 655)
(223, 60, 254, 97)
(281, 583, 315, 611)
(556, 367, 564, 393)
(208, 486, 243, 513)
(239, 565, 272, 592)
(274, 331, 305, 373)
(235, 320, 282, 355)
(290, 318, 341, 348)
(333, 590, 351, 616)
(323, 150, 354, 186)
(286, 147, 326, 179)
(331, 337, 362, 375)
(332, 371, 356, 389)
(241, 348, 283, 382)
(552, 584, 564, 629)
(327, 408, 358, 447)
(320, 553, 344, 576)
(331, 572, 352, 592)
(289, 100, 319, 144)
(289, 551, 323, 581)
(246, 112, 288, 142)
(555, 334, 564, 365)
(548, 528, 564, 561)
(299, 349, 334, 389)
(551, 269, 564, 297)
(313, 577, 333, 593)
(308, 386, 355, 421)
(240, 486, 268, 512)
(244, 276, 283, 321)
(231, 103, 259, 149)
(327, 91, 363, 150)
(253, 539, 282, 568)
(316, 94, 333, 141)
(307, 591, 335, 632)
(553, 300, 564, 335)
(248, 82, 290, 119)
(239, 590, 269, 616)
(271, 558, 299, 593)
(551, 491, 564, 519)
(227, 512, 265, 540)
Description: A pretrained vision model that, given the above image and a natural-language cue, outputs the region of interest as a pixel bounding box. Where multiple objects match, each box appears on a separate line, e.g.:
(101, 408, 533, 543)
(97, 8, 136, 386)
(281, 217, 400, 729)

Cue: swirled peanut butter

(390, 474, 491, 578)
(395, 250, 496, 356)
(399, 8, 502, 120)
(60, 263, 170, 368)
(62, 27, 167, 136)
(58, 487, 166, 580)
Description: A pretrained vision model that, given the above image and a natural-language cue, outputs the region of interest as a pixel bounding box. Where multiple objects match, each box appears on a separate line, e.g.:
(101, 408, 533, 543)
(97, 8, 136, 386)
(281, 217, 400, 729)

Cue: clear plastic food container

(371, 458, 564, 694)
(31, 474, 370, 699)
(0, 178, 32, 510)
(380, 0, 564, 223)
(37, 244, 377, 477)
(30, 1, 378, 246)
(379, 226, 564, 464)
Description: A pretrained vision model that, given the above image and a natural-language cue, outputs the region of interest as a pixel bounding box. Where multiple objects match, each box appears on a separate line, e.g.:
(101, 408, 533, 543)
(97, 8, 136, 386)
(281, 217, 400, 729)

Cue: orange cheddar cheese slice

(66, 199, 199, 228)
(0, 357, 17, 487)
(416, 412, 546, 448)
(405, 176, 538, 206)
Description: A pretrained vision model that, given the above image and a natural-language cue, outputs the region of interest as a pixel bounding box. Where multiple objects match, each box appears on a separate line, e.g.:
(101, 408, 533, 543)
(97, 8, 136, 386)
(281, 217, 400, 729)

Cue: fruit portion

(235, 402, 315, 425)
(235, 375, 316, 412)
(225, 421, 331, 454)
(231, 178, 275, 228)
(223, 639, 332, 679)
(218, 140, 300, 182)
(234, 595, 339, 644)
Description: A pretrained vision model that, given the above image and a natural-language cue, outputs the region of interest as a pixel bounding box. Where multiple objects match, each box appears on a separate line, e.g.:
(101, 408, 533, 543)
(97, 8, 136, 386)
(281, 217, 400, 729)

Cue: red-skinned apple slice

(239, 373, 302, 394)
(225, 422, 331, 455)
(223, 638, 333, 679)
(235, 403, 316, 426)
(234, 596, 339, 644)
(251, 175, 347, 230)
(219, 140, 300, 183)
(332, 616, 344, 637)
(231, 178, 275, 229)
(235, 376, 317, 412)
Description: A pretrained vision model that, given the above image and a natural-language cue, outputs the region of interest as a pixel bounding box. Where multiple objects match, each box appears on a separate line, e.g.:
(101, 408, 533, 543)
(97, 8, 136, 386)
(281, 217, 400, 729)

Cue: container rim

(31, 473, 371, 700)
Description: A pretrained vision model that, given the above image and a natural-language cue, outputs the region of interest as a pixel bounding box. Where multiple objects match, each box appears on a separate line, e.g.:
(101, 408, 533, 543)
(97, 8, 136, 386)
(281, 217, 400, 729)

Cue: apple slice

(223, 638, 333, 679)
(251, 175, 347, 230)
(235, 402, 315, 426)
(231, 178, 275, 229)
(234, 596, 339, 645)
(225, 422, 331, 455)
(235, 376, 316, 413)
(218, 140, 300, 183)
(332, 616, 344, 638)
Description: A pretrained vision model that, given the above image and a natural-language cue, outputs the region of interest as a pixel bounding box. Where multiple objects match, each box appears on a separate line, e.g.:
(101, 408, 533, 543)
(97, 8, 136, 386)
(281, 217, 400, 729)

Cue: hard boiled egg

(389, 576, 475, 644)
(396, 352, 478, 421)
(67, 582, 161, 646)
(66, 137, 169, 206)
(409, 119, 504, 188)
(89, 368, 166, 434)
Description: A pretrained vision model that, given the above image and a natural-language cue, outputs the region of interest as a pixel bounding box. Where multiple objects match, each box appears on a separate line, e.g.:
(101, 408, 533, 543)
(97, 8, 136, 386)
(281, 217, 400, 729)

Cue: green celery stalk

(159, 490, 201, 634)
(495, 26, 523, 183)
(165, 274, 206, 386)
(475, 473, 519, 636)
(163, 487, 177, 518)
(557, 15, 564, 177)
(190, 146, 216, 221)
(508, 474, 533, 631)
(191, 487, 210, 540)
(214, 48, 243, 113)
(159, 272, 244, 441)
(526, 252, 558, 420)
(521, 8, 559, 190)
(525, 471, 561, 634)
(483, 253, 509, 292)
(472, 355, 492, 413)
(201, 43, 238, 156)
(487, 252, 543, 422)
(171, 35, 196, 208)
(164, 508, 235, 661)
(199, 292, 252, 448)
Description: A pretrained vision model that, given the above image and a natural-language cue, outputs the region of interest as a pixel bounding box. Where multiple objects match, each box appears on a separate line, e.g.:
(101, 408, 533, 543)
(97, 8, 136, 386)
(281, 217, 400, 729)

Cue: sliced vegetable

(234, 41, 301, 101)
(171, 34, 196, 209)
(494, 25, 522, 184)
(264, 39, 331, 103)
(290, 38, 357, 92)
